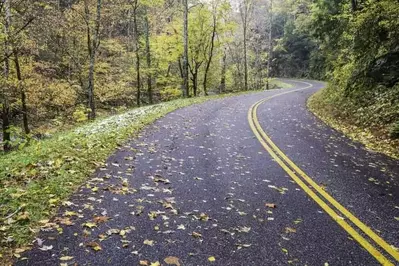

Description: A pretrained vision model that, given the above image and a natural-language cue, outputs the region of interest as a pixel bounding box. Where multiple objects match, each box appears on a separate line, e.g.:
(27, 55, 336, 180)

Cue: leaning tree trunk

(2, 0, 11, 152)
(13, 49, 30, 135)
(219, 48, 226, 93)
(266, 0, 273, 90)
(182, 0, 189, 97)
(144, 8, 153, 104)
(86, 0, 102, 120)
(203, 12, 217, 96)
(132, 0, 141, 106)
(243, 24, 248, 91)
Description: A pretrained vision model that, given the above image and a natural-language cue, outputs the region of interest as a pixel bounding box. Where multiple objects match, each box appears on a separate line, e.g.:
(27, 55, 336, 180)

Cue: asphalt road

(16, 80, 399, 265)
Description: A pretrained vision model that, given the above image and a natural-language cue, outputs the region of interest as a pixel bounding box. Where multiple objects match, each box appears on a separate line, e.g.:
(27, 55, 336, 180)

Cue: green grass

(0, 82, 292, 261)
(270, 78, 293, 89)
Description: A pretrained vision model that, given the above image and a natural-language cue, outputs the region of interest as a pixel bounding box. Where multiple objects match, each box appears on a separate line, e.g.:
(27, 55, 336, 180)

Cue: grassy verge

(308, 88, 399, 159)
(270, 78, 293, 89)
(0, 81, 290, 262)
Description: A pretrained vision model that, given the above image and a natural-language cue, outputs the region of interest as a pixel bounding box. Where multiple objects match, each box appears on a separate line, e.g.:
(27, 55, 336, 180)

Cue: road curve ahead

(17, 80, 399, 266)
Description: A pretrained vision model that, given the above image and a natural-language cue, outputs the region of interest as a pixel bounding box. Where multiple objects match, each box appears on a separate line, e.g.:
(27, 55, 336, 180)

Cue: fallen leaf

(140, 260, 149, 266)
(106, 228, 120, 235)
(86, 242, 102, 251)
(60, 256, 74, 261)
(208, 256, 216, 262)
(265, 203, 276, 208)
(191, 232, 202, 238)
(164, 256, 181, 266)
(285, 227, 296, 233)
(143, 239, 154, 246)
(83, 222, 97, 229)
(93, 216, 110, 224)
(39, 245, 53, 251)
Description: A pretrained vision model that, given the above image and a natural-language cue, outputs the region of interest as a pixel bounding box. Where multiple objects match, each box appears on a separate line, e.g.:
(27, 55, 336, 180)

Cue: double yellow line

(248, 81, 399, 265)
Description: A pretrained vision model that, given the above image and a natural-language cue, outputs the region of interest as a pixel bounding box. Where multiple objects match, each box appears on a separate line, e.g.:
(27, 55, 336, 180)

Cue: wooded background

(1, 0, 398, 151)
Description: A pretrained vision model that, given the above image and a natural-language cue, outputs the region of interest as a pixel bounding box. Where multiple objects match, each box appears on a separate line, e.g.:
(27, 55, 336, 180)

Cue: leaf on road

(86, 242, 102, 251)
(285, 227, 296, 233)
(191, 232, 202, 238)
(38, 245, 53, 251)
(83, 222, 97, 229)
(143, 239, 155, 246)
(60, 256, 74, 261)
(93, 216, 110, 224)
(208, 256, 216, 262)
(265, 203, 276, 208)
(164, 256, 181, 266)
(106, 228, 120, 235)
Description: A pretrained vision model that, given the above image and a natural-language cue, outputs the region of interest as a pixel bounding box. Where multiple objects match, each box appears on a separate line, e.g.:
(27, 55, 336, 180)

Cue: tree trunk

(203, 12, 217, 96)
(192, 71, 198, 96)
(182, 0, 189, 97)
(266, 0, 273, 90)
(13, 49, 30, 135)
(2, 0, 11, 152)
(240, 0, 250, 91)
(144, 8, 153, 104)
(243, 24, 248, 91)
(351, 0, 357, 12)
(219, 48, 226, 93)
(86, 0, 102, 120)
(133, 0, 141, 106)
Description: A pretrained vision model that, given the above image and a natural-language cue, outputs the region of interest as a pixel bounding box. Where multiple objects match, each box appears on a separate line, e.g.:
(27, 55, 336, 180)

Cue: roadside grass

(270, 79, 293, 89)
(0, 80, 289, 262)
(308, 88, 399, 159)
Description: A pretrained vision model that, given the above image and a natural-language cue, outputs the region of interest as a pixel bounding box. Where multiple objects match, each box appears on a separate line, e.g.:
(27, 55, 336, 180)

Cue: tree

(239, 0, 253, 91)
(182, 0, 189, 97)
(85, 0, 103, 120)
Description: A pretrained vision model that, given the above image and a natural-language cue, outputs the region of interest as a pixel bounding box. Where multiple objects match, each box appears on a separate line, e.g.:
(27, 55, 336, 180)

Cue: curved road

(17, 80, 399, 265)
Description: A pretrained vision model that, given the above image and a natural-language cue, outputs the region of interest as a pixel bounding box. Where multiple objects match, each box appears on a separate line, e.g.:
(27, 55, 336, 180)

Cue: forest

(1, 0, 398, 152)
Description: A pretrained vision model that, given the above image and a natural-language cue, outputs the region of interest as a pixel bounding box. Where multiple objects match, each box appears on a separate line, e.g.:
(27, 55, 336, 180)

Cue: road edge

(307, 88, 399, 159)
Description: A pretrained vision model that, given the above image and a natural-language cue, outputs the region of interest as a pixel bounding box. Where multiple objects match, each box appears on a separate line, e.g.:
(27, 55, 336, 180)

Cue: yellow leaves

(60, 256, 74, 261)
(93, 216, 110, 224)
(56, 217, 74, 226)
(282, 248, 288, 254)
(294, 218, 303, 224)
(191, 232, 202, 238)
(16, 211, 30, 221)
(285, 227, 296, 234)
(86, 242, 102, 251)
(83, 222, 97, 229)
(199, 213, 209, 221)
(143, 239, 155, 246)
(64, 211, 78, 217)
(48, 198, 59, 206)
(164, 256, 181, 266)
(265, 203, 277, 208)
(139, 260, 160, 266)
(208, 256, 216, 262)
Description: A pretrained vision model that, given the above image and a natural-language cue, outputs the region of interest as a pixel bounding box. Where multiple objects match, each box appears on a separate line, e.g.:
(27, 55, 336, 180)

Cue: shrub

(390, 122, 399, 139)
(160, 86, 182, 101)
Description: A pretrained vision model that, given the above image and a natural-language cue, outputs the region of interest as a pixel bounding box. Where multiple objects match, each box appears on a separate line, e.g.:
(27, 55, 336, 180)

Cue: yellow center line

(248, 80, 398, 265)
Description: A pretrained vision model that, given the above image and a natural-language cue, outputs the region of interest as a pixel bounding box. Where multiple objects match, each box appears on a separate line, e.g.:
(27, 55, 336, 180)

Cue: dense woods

(0, 0, 278, 152)
(273, 0, 399, 139)
(2, 0, 398, 152)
